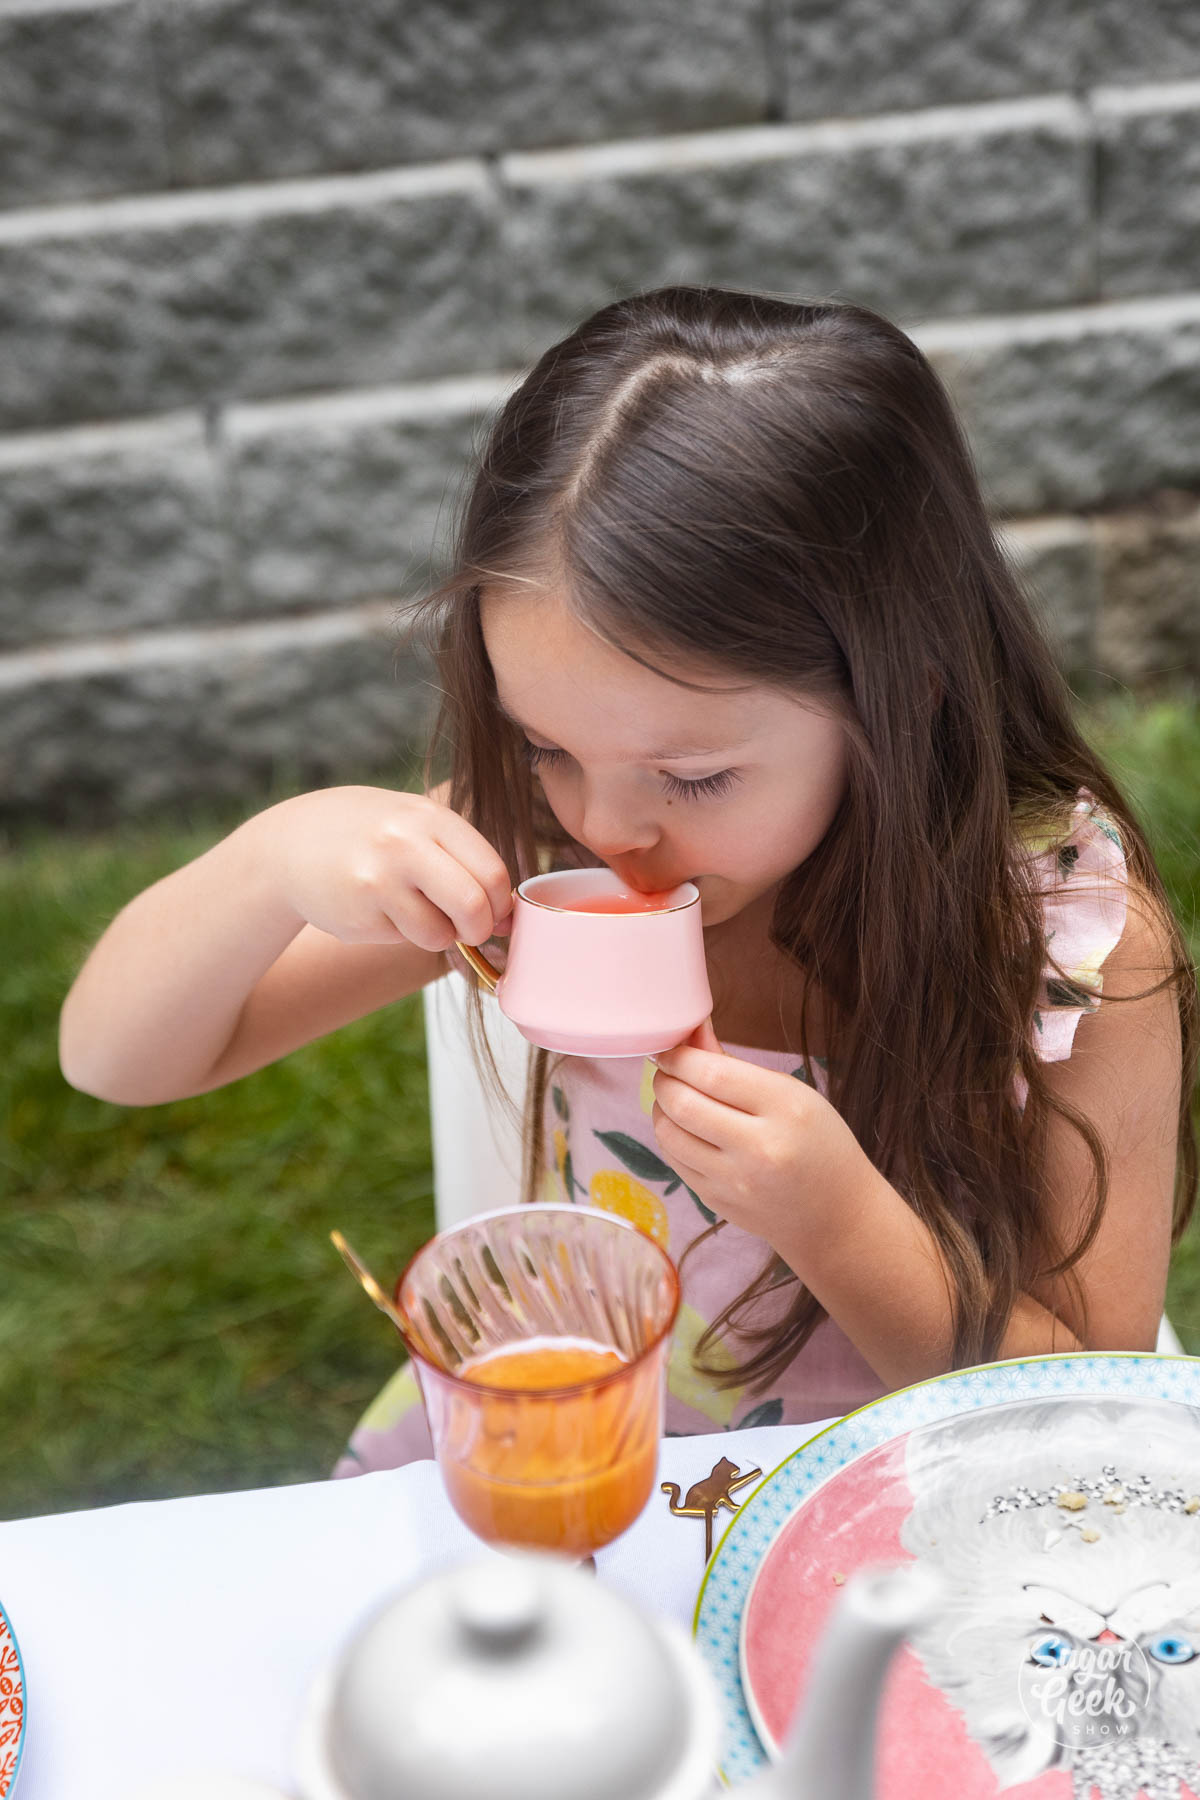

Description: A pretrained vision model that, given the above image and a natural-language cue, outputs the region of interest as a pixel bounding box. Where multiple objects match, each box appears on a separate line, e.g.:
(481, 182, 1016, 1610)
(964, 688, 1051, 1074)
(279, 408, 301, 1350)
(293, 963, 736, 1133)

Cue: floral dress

(333, 789, 1128, 1477)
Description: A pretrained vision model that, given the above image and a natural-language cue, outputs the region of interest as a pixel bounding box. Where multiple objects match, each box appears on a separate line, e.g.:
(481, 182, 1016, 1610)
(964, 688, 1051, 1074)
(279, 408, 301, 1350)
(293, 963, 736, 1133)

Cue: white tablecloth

(0, 1420, 836, 1799)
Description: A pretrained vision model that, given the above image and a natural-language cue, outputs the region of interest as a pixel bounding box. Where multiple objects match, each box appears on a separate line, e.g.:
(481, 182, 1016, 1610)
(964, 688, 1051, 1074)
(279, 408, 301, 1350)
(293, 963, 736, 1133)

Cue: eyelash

(520, 740, 742, 801)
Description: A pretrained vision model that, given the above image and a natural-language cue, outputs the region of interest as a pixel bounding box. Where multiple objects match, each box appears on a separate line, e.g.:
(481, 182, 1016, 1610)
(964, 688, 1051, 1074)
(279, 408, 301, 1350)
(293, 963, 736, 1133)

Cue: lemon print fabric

(353, 1359, 422, 1434)
(639, 1057, 656, 1114)
(544, 1083, 586, 1205)
(589, 1168, 669, 1248)
(546, 1074, 716, 1230)
(668, 1302, 745, 1426)
(538, 1165, 561, 1204)
(553, 1123, 571, 1193)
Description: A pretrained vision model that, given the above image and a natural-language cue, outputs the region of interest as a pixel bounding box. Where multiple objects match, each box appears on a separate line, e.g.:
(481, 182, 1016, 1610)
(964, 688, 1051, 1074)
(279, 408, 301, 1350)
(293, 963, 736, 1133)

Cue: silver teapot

(295, 1553, 941, 1800)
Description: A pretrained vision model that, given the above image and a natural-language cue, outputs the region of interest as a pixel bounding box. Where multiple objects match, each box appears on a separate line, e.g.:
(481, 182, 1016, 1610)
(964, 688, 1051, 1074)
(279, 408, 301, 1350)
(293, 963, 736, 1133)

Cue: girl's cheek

(538, 780, 587, 845)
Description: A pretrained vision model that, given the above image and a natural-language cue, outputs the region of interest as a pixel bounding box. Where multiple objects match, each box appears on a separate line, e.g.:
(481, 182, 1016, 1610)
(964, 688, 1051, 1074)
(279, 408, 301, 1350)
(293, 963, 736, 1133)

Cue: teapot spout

(748, 1562, 942, 1800)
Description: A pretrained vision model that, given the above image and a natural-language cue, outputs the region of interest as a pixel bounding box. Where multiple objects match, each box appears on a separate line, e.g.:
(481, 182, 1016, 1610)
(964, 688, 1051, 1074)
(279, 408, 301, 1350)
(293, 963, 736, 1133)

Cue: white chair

(421, 973, 530, 1228)
(421, 972, 1186, 1355)
(1157, 1314, 1184, 1355)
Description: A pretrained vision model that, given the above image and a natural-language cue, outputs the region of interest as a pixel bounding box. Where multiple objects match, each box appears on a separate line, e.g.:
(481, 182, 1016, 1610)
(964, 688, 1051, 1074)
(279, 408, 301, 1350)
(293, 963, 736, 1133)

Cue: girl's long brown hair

(408, 285, 1198, 1390)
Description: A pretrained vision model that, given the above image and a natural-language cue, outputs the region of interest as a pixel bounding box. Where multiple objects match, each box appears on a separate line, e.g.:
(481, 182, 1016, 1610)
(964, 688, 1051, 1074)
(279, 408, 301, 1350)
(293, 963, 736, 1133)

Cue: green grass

(1, 814, 436, 1520)
(1, 698, 1198, 1521)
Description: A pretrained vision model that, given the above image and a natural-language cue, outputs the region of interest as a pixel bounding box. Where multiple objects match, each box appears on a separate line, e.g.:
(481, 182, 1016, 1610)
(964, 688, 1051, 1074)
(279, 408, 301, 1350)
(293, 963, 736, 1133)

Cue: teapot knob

(450, 1560, 541, 1653)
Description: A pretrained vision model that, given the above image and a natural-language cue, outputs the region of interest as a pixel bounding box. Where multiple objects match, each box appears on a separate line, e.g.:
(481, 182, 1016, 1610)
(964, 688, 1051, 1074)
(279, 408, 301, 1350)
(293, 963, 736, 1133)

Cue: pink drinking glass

(393, 1205, 681, 1558)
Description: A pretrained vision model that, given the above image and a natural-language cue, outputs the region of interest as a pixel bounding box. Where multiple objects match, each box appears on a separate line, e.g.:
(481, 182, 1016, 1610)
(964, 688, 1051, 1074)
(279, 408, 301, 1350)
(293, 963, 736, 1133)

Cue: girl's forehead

(479, 583, 762, 742)
(478, 583, 842, 760)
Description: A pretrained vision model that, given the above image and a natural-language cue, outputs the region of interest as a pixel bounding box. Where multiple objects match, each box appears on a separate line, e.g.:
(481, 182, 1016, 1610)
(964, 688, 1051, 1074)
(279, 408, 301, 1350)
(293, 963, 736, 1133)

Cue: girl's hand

(260, 785, 514, 951)
(650, 1018, 879, 1266)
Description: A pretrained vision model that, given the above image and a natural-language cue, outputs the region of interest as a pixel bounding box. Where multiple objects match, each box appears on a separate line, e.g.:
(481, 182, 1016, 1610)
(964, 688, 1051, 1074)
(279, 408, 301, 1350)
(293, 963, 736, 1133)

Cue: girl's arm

(59, 784, 513, 1107)
(1016, 884, 1182, 1352)
(649, 886, 1183, 1383)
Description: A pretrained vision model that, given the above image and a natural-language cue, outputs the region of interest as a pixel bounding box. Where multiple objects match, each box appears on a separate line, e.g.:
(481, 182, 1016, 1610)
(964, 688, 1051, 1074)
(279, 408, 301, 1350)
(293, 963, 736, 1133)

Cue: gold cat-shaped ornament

(661, 1455, 763, 1561)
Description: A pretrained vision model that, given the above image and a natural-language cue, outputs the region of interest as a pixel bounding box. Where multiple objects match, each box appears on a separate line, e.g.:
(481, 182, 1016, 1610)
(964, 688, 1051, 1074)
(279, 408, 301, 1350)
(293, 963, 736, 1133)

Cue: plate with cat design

(0, 1599, 25, 1797)
(694, 1352, 1200, 1797)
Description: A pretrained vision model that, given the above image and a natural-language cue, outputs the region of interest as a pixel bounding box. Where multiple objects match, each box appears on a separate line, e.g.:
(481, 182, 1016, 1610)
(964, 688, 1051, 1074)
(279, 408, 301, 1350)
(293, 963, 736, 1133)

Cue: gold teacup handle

(454, 941, 501, 995)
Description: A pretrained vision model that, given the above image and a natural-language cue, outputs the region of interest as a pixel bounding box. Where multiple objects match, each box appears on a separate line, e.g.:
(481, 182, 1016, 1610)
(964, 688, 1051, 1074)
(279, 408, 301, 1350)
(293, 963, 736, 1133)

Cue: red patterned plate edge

(0, 1599, 25, 1799)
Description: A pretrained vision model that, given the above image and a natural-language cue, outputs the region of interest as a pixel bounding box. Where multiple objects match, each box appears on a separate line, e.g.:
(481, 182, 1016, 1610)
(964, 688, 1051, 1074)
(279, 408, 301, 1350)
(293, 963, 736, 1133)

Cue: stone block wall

(2, 0, 1198, 821)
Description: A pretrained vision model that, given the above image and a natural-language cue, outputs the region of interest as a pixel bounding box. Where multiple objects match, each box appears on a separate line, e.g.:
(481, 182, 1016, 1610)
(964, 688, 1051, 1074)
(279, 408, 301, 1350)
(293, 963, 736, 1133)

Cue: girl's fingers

(652, 1043, 768, 1114)
(400, 841, 510, 946)
(651, 1068, 750, 1154)
(428, 809, 515, 932)
(381, 884, 463, 952)
(650, 1101, 721, 1184)
(682, 1015, 725, 1055)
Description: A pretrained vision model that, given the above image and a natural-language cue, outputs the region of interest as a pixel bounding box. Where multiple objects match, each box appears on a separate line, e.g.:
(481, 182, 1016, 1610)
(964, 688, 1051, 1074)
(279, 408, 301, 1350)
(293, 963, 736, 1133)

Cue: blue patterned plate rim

(0, 1596, 25, 1800)
(691, 1349, 1200, 1788)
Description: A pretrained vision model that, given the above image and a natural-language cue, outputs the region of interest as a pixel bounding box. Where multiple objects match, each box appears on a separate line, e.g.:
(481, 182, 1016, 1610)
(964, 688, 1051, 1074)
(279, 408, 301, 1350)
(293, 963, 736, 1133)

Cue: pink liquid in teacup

(565, 890, 676, 914)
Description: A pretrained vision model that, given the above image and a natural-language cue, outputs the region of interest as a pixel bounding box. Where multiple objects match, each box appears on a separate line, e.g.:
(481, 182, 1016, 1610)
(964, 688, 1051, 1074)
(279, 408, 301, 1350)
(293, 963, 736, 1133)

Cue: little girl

(60, 286, 1198, 1479)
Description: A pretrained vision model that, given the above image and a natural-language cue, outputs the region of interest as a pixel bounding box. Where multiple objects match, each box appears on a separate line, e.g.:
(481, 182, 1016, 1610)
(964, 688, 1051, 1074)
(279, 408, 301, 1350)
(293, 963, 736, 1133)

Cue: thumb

(685, 1014, 725, 1054)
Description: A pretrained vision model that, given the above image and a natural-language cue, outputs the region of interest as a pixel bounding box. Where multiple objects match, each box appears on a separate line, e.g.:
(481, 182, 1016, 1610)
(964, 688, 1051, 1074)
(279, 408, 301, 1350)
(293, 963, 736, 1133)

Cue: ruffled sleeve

(1021, 787, 1129, 1065)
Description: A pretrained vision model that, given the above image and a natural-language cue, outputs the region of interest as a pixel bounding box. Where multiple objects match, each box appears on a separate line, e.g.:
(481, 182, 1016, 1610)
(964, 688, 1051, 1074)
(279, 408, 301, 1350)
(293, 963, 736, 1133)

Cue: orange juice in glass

(394, 1206, 680, 1558)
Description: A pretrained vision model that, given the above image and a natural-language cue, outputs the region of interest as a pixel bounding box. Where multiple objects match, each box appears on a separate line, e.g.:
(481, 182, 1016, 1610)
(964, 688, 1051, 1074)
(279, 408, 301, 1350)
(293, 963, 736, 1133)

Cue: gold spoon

(330, 1229, 408, 1335)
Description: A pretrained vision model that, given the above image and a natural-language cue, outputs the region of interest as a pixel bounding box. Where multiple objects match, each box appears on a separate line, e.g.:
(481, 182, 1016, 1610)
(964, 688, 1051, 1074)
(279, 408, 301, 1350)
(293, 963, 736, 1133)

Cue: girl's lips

(607, 863, 669, 890)
(623, 876, 699, 894)
(606, 861, 710, 894)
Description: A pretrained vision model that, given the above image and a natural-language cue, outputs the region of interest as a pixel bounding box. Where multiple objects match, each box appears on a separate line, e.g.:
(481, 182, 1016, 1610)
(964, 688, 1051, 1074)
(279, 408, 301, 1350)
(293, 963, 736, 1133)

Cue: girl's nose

(581, 817, 659, 858)
(576, 785, 659, 857)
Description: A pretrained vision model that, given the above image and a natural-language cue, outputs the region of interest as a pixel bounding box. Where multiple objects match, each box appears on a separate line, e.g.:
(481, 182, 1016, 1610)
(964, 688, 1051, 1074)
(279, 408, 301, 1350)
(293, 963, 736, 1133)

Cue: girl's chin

(700, 880, 784, 932)
(698, 884, 739, 929)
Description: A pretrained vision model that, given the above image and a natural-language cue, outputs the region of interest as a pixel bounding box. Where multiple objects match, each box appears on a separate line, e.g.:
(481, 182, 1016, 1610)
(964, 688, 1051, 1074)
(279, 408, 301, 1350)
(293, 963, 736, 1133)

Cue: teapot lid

(306, 1555, 717, 1800)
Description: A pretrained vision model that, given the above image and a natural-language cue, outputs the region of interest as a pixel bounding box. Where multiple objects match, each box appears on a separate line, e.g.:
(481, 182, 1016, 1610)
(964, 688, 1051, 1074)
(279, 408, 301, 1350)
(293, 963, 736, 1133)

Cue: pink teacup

(455, 867, 712, 1057)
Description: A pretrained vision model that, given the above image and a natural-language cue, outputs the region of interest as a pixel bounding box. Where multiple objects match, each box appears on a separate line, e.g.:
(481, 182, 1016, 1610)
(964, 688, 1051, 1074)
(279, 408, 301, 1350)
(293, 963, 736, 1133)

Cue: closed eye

(520, 739, 742, 802)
